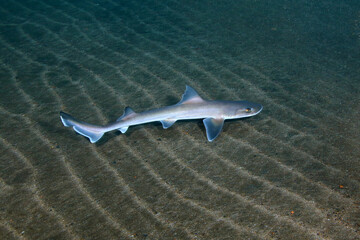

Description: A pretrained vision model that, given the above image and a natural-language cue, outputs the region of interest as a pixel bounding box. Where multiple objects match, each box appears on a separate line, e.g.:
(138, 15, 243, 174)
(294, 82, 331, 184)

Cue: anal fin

(118, 126, 129, 133)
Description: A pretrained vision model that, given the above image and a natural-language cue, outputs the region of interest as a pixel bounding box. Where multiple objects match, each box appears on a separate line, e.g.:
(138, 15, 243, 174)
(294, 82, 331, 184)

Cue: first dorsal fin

(117, 107, 136, 122)
(177, 85, 204, 105)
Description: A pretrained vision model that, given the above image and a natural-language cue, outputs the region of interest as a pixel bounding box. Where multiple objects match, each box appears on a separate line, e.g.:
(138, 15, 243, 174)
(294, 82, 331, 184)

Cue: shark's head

(229, 100, 263, 119)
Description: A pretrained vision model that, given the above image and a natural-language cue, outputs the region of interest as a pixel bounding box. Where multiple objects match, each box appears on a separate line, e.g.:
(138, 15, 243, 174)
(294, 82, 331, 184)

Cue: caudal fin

(60, 111, 104, 143)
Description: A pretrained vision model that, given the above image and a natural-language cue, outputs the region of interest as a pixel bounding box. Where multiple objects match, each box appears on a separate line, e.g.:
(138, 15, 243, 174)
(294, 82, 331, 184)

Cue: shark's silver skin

(60, 86, 262, 143)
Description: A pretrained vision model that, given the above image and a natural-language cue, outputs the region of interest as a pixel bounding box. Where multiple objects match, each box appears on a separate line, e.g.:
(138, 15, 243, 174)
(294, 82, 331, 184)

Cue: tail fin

(60, 111, 104, 143)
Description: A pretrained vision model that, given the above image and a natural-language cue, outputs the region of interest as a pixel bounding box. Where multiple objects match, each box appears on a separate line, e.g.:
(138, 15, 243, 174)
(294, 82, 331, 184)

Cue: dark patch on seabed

(0, 0, 359, 239)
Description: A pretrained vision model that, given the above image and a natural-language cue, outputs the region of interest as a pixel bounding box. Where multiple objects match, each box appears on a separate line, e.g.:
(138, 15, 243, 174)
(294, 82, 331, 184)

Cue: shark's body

(60, 86, 262, 143)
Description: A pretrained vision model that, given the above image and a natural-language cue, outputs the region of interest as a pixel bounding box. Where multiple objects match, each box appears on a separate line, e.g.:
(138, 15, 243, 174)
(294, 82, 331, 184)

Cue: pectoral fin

(203, 118, 225, 142)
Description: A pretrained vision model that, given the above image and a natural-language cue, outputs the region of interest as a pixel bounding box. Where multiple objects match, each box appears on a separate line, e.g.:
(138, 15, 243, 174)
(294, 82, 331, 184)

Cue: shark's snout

(254, 103, 263, 114)
(248, 103, 263, 117)
(234, 101, 263, 118)
(245, 101, 263, 115)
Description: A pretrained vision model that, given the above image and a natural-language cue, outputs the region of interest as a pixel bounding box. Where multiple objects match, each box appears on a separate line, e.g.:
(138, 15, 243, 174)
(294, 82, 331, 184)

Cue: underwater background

(0, 0, 359, 239)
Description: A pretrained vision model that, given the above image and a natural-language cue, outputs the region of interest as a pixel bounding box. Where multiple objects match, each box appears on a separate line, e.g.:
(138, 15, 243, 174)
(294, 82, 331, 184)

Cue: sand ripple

(0, 0, 359, 239)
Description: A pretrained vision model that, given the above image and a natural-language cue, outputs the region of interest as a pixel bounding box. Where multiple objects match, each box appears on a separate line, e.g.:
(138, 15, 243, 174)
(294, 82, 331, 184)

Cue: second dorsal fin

(117, 107, 136, 121)
(177, 85, 204, 105)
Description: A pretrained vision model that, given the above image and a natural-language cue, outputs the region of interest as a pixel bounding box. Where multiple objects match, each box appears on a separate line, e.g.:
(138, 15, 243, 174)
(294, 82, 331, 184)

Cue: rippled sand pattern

(0, 0, 359, 239)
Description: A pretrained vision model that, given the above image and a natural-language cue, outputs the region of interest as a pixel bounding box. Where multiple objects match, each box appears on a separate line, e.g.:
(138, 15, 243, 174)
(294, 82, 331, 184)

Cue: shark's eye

(245, 108, 252, 113)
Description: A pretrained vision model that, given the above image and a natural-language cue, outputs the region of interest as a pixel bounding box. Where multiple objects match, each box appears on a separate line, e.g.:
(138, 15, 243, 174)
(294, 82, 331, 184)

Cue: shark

(60, 85, 263, 143)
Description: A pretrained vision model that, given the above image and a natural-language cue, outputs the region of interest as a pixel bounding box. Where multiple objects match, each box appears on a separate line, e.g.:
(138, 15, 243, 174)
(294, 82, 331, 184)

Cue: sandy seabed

(0, 0, 359, 239)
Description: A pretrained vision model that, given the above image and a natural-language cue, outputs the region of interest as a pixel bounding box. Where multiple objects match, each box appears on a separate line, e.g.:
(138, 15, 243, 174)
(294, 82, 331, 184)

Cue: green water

(0, 0, 359, 239)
